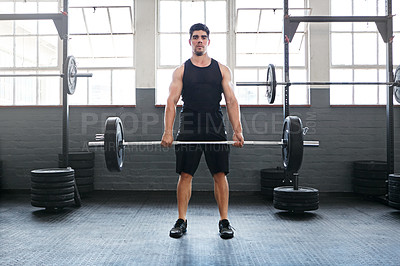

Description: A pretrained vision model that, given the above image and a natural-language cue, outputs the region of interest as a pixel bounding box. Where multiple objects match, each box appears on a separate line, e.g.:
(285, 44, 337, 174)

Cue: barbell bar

(87, 116, 319, 173)
(0, 73, 93, 78)
(236, 64, 400, 104)
(0, 55, 92, 95)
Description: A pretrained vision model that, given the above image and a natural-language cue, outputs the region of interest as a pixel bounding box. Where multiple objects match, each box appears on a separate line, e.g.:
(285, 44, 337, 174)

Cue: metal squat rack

(282, 0, 395, 174)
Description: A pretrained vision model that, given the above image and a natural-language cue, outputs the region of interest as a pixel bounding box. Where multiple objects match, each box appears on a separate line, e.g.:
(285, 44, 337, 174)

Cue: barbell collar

(87, 140, 319, 147)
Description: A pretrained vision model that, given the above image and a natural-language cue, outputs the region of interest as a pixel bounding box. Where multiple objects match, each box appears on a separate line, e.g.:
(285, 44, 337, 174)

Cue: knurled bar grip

(236, 81, 399, 86)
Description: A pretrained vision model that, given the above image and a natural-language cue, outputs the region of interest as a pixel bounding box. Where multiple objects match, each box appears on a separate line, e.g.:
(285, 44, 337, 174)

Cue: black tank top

(176, 58, 227, 141)
(182, 58, 223, 112)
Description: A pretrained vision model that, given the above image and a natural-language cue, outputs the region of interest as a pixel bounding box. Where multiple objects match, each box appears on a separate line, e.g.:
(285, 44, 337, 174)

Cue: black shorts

(175, 144, 230, 176)
(175, 108, 230, 176)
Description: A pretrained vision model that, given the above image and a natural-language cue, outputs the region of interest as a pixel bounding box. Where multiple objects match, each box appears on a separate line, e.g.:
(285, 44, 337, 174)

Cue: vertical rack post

(61, 0, 69, 168)
(385, 0, 394, 174)
(283, 0, 290, 119)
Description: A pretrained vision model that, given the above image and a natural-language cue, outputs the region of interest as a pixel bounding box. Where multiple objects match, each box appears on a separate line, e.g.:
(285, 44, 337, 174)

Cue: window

(330, 0, 400, 105)
(0, 0, 60, 105)
(156, 0, 227, 105)
(0, 0, 135, 106)
(68, 0, 135, 105)
(235, 0, 309, 105)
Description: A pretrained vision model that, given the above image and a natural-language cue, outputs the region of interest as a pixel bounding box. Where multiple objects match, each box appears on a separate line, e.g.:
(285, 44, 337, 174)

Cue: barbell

(0, 55, 92, 95)
(236, 64, 400, 104)
(87, 116, 320, 173)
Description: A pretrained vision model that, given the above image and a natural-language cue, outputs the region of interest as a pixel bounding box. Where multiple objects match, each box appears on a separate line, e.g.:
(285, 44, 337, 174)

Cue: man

(161, 23, 244, 239)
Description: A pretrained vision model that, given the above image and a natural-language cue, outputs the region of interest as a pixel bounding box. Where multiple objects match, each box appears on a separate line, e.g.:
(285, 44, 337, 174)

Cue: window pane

(0, 37, 14, 67)
(156, 69, 174, 105)
(69, 8, 87, 34)
(84, 8, 111, 34)
(160, 34, 180, 65)
(39, 36, 58, 67)
(259, 10, 283, 32)
(181, 34, 192, 63)
(354, 69, 378, 104)
(69, 35, 92, 58)
(112, 70, 135, 105)
(70, 75, 88, 105)
(0, 76, 13, 105)
(38, 73, 60, 105)
(330, 69, 353, 105)
(0, 21, 14, 36)
(236, 10, 259, 32)
(15, 2, 37, 35)
(354, 33, 377, 65)
(378, 69, 386, 105)
(15, 75, 36, 105)
(159, 1, 180, 33)
(38, 2, 59, 35)
(206, 1, 226, 32)
(110, 7, 133, 34)
(330, 0, 352, 31)
(89, 70, 111, 105)
(331, 33, 352, 65)
(181, 1, 204, 32)
(234, 69, 258, 104)
(208, 34, 226, 65)
(15, 36, 37, 67)
(289, 69, 308, 105)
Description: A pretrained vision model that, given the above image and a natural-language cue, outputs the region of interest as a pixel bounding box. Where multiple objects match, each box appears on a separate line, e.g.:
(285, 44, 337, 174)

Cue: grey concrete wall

(1, 88, 399, 192)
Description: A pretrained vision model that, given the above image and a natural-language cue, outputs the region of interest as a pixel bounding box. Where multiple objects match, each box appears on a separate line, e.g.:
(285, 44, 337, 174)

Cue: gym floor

(1, 190, 400, 265)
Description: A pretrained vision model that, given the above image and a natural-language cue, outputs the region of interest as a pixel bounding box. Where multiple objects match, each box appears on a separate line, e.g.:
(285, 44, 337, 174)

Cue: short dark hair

(189, 23, 210, 38)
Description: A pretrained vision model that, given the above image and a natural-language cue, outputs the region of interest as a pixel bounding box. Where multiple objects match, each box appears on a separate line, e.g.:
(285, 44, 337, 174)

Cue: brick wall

(0, 88, 399, 192)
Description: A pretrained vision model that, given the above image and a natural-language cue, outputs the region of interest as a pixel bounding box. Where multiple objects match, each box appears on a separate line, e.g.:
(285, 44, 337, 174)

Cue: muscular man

(161, 23, 244, 239)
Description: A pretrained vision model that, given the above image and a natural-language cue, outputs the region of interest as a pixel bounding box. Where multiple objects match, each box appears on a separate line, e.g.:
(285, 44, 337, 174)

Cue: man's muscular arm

(161, 65, 184, 147)
(219, 63, 244, 147)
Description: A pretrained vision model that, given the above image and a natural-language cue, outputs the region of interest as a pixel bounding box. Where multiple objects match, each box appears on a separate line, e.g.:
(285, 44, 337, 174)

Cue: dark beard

(195, 51, 205, 56)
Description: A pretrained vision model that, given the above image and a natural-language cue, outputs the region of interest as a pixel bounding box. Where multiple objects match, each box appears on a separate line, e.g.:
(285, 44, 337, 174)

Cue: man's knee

(213, 172, 226, 182)
(180, 172, 193, 181)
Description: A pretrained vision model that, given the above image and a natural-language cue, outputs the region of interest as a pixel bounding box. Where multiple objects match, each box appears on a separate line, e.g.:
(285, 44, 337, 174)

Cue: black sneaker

(219, 219, 234, 239)
(169, 218, 187, 238)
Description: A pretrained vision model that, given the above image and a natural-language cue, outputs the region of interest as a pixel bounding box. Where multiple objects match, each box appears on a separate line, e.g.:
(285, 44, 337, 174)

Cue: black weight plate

(260, 178, 285, 188)
(266, 64, 276, 104)
(58, 160, 94, 169)
(31, 187, 75, 195)
(353, 185, 387, 196)
(64, 55, 77, 95)
(274, 202, 319, 212)
(74, 182, 82, 207)
(389, 201, 400, 209)
(282, 116, 304, 172)
(388, 193, 400, 203)
(31, 168, 74, 177)
(104, 117, 124, 172)
(389, 173, 400, 181)
(58, 152, 95, 161)
(31, 199, 75, 208)
(388, 182, 400, 189)
(388, 185, 400, 193)
(260, 167, 285, 180)
(31, 180, 75, 189)
(353, 161, 387, 171)
(353, 178, 387, 188)
(78, 183, 94, 193)
(76, 176, 94, 185)
(31, 174, 75, 183)
(394, 65, 400, 104)
(274, 196, 319, 204)
(274, 193, 319, 200)
(352, 169, 388, 180)
(75, 169, 94, 178)
(74, 168, 94, 177)
(31, 192, 75, 201)
(274, 186, 319, 196)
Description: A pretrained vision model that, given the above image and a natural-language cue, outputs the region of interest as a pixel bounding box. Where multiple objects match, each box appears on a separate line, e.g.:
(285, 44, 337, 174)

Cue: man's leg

(177, 172, 193, 220)
(213, 172, 229, 220)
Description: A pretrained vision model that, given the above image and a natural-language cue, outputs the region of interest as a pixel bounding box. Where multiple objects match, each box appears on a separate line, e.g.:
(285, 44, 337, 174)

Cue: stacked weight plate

(31, 168, 76, 210)
(260, 167, 288, 199)
(352, 161, 387, 196)
(274, 186, 319, 212)
(388, 174, 400, 209)
(59, 152, 95, 195)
